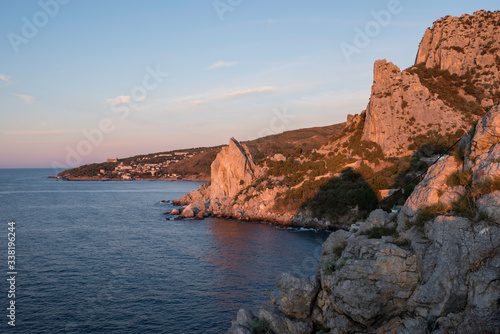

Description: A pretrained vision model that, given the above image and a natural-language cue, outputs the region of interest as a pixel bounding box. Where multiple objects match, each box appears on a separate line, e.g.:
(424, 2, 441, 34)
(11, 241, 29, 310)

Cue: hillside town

(97, 152, 196, 179)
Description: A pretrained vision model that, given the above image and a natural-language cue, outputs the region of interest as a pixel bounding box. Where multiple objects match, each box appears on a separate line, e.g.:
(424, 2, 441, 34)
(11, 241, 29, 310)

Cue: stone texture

(470, 104, 500, 162)
(404, 156, 460, 216)
(476, 191, 500, 223)
(210, 137, 262, 199)
(275, 273, 319, 319)
(416, 11, 500, 77)
(409, 216, 500, 316)
(361, 60, 469, 157)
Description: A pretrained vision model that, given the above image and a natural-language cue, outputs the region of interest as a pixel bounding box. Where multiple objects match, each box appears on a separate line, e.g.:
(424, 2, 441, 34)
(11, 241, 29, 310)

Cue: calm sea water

(0, 169, 328, 333)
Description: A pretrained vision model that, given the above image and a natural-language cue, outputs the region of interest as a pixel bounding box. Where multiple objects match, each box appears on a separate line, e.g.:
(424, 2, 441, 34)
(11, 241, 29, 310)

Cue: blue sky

(0, 0, 498, 168)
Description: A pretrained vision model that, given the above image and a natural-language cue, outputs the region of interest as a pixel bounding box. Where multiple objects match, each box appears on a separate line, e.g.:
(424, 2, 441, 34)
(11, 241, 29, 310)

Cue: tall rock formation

(228, 104, 500, 334)
(210, 137, 261, 199)
(416, 11, 500, 77)
(361, 10, 500, 157)
(361, 59, 467, 157)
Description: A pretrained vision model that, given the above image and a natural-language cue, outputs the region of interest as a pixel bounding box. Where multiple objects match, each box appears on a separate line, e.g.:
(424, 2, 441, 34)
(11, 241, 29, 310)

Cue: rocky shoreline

(226, 104, 500, 334)
(48, 175, 210, 182)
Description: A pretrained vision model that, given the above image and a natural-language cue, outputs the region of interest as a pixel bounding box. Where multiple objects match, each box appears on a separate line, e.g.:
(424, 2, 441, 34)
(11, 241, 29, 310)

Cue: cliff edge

(227, 104, 500, 334)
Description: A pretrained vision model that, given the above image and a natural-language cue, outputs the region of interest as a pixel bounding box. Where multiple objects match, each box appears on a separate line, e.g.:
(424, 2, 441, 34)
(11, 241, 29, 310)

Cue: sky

(0, 0, 498, 168)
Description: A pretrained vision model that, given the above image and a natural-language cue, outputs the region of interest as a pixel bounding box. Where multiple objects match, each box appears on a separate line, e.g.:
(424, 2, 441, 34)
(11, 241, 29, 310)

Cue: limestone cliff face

(210, 137, 261, 199)
(361, 59, 468, 157)
(361, 10, 500, 157)
(416, 11, 500, 77)
(402, 103, 500, 222)
(228, 106, 500, 334)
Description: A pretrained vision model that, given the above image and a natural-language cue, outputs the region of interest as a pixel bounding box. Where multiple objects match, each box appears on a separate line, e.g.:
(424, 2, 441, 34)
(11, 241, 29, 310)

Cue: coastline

(48, 175, 210, 182)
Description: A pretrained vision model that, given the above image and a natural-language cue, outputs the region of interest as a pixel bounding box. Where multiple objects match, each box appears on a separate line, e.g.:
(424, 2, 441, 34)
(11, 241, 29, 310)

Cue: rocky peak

(359, 11, 500, 157)
(361, 59, 469, 157)
(210, 137, 261, 199)
(416, 10, 500, 76)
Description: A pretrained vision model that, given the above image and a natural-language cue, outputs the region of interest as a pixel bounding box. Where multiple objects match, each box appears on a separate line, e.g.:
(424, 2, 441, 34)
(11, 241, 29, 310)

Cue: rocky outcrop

(211, 138, 261, 199)
(401, 103, 500, 223)
(361, 60, 469, 157)
(416, 11, 500, 77)
(361, 10, 500, 157)
(173, 138, 297, 225)
(228, 214, 499, 334)
(228, 104, 500, 334)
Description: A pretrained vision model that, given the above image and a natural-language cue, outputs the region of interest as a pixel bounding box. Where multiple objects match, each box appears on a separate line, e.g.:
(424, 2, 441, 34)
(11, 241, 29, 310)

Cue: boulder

(366, 209, 389, 227)
(210, 137, 262, 199)
(330, 241, 419, 326)
(403, 156, 460, 216)
(409, 216, 500, 316)
(476, 191, 500, 223)
(180, 201, 205, 218)
(469, 104, 500, 160)
(275, 273, 320, 319)
(273, 153, 286, 162)
(170, 209, 180, 215)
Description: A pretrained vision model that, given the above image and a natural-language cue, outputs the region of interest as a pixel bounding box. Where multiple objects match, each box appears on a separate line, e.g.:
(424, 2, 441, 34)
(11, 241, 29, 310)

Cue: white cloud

(205, 61, 237, 70)
(5, 129, 80, 135)
(105, 95, 145, 105)
(0, 74, 13, 88)
(11, 93, 34, 105)
(192, 86, 275, 105)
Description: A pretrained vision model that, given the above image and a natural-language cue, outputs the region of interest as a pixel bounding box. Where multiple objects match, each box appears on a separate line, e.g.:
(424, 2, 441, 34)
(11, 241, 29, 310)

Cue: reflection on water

(0, 169, 330, 334)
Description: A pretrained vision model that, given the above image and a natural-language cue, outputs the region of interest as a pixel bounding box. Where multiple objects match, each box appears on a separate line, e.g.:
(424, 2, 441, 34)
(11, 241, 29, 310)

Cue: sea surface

(0, 169, 329, 333)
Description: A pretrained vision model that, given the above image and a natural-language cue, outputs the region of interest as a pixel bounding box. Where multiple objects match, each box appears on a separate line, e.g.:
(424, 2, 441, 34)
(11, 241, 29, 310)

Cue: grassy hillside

(244, 123, 345, 164)
(56, 123, 345, 180)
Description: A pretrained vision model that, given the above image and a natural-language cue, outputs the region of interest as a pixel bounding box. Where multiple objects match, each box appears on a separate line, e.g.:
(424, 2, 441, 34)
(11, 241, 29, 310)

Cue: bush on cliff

(305, 168, 378, 221)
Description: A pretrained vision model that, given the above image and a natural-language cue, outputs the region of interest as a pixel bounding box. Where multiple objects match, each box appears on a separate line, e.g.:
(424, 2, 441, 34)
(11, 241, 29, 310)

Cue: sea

(0, 169, 329, 333)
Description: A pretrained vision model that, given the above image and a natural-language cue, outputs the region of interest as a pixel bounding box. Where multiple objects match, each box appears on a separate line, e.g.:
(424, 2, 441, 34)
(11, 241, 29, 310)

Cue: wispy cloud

(5, 129, 81, 135)
(0, 73, 13, 88)
(105, 94, 146, 105)
(192, 86, 275, 105)
(11, 93, 34, 105)
(205, 61, 237, 70)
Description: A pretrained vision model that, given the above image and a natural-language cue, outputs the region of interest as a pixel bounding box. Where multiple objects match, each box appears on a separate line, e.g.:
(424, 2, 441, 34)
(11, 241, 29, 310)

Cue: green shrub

(473, 176, 500, 197)
(445, 170, 471, 187)
(360, 226, 398, 239)
(305, 168, 379, 221)
(452, 146, 466, 163)
(390, 238, 411, 248)
(249, 318, 272, 334)
(411, 203, 447, 229)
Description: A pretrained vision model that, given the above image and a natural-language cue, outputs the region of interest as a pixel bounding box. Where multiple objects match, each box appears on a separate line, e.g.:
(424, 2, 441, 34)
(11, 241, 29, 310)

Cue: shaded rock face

(275, 273, 319, 320)
(401, 103, 500, 223)
(362, 60, 468, 157)
(211, 137, 261, 199)
(228, 216, 500, 334)
(403, 155, 461, 216)
(228, 105, 500, 334)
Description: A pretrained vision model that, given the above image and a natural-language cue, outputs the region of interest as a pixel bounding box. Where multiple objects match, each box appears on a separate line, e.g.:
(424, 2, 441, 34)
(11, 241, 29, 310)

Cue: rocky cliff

(416, 11, 500, 78)
(173, 138, 297, 224)
(174, 11, 500, 231)
(361, 59, 470, 157)
(210, 137, 262, 199)
(227, 104, 500, 334)
(360, 10, 500, 157)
